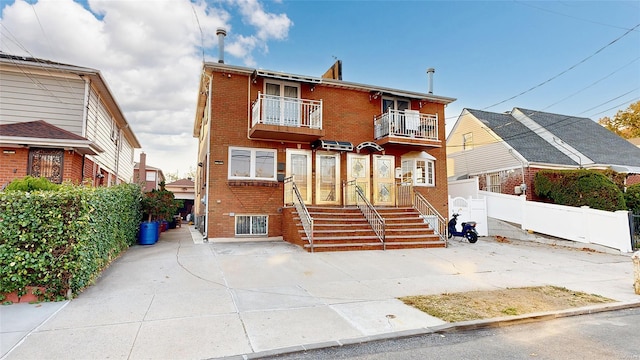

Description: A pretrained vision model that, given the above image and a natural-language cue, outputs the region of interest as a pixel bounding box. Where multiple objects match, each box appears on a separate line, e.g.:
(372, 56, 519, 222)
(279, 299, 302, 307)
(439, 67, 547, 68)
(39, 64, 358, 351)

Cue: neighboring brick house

(193, 55, 455, 248)
(133, 152, 166, 192)
(0, 53, 140, 187)
(446, 107, 640, 199)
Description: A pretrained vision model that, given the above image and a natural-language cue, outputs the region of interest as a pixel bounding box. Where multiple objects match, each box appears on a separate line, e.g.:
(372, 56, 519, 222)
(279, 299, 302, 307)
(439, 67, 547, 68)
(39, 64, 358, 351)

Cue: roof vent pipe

(216, 28, 227, 64)
(427, 68, 435, 94)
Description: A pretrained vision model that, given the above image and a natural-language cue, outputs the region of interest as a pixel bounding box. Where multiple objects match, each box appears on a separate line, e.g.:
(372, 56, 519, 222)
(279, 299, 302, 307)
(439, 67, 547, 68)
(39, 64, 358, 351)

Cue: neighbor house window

(29, 148, 63, 184)
(228, 147, 276, 180)
(146, 171, 156, 181)
(235, 215, 268, 236)
(401, 158, 435, 186)
(488, 172, 501, 193)
(463, 132, 473, 150)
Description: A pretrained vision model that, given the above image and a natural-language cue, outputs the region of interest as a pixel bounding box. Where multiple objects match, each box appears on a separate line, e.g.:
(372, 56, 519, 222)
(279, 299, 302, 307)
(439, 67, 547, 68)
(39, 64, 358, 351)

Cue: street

(261, 308, 640, 360)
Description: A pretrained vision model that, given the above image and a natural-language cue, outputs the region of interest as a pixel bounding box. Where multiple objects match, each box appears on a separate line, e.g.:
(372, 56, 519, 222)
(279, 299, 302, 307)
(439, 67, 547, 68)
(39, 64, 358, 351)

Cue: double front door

(285, 150, 395, 206)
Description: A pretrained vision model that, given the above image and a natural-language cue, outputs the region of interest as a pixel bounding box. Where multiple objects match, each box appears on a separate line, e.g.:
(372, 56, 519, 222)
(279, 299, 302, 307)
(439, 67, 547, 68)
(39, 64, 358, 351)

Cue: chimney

(139, 152, 147, 184)
(216, 28, 227, 64)
(427, 68, 435, 94)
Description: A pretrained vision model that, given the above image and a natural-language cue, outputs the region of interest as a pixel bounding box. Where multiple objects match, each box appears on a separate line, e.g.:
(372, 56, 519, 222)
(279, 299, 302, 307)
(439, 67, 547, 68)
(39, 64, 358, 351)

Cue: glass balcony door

(265, 82, 300, 126)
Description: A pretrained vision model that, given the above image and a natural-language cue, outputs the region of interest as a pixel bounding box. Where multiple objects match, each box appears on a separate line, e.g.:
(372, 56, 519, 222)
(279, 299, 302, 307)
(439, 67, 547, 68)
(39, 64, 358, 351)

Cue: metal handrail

(353, 184, 386, 250)
(413, 190, 448, 245)
(285, 177, 314, 252)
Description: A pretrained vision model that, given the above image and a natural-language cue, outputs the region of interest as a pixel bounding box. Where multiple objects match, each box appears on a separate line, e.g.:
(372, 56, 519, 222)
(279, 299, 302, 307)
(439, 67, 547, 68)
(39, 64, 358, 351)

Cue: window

(29, 148, 63, 184)
(463, 132, 473, 150)
(110, 118, 119, 143)
(228, 147, 276, 180)
(235, 215, 268, 236)
(146, 171, 156, 181)
(488, 172, 501, 193)
(401, 158, 435, 187)
(382, 98, 410, 112)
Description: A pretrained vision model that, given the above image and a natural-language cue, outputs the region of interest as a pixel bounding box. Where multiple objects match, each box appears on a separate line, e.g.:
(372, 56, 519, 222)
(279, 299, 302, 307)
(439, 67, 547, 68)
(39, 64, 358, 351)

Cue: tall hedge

(0, 183, 142, 301)
(534, 169, 626, 212)
(626, 183, 640, 214)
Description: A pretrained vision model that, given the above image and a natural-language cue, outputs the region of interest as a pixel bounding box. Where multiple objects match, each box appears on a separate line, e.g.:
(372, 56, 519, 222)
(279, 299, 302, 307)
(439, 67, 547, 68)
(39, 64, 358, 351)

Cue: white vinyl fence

(481, 190, 632, 253)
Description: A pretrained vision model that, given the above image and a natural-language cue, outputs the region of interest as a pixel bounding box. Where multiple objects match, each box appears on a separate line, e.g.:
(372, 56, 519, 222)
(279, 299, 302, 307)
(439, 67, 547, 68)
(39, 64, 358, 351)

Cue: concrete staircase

(286, 206, 445, 252)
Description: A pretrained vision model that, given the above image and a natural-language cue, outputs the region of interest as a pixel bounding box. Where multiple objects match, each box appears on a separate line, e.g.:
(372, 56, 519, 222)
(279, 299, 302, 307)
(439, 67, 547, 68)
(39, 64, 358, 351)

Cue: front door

(316, 151, 340, 205)
(346, 153, 370, 205)
(285, 149, 312, 204)
(373, 155, 395, 206)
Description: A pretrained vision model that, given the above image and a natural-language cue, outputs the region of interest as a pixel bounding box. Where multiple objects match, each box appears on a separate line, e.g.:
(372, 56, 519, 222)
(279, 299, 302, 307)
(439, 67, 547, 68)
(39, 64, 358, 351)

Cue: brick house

(446, 107, 640, 199)
(133, 152, 166, 192)
(0, 53, 140, 188)
(193, 53, 456, 250)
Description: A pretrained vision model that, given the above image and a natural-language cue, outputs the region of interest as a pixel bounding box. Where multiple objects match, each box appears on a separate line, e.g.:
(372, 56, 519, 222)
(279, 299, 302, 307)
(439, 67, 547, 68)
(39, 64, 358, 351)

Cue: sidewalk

(2, 225, 638, 359)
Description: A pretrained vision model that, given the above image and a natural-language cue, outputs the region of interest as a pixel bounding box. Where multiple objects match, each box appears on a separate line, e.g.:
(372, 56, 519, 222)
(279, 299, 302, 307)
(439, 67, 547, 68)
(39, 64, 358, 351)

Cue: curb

(225, 300, 640, 360)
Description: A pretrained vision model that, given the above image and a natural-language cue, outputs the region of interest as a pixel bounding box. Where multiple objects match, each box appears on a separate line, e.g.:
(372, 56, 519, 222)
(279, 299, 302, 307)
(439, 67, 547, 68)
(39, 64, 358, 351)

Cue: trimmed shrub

(626, 183, 640, 214)
(534, 169, 626, 212)
(5, 176, 60, 191)
(0, 183, 142, 301)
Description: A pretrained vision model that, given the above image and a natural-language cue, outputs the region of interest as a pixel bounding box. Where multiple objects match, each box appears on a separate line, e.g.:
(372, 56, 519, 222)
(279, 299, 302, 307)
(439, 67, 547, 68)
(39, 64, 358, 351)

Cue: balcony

(374, 109, 441, 147)
(250, 93, 324, 142)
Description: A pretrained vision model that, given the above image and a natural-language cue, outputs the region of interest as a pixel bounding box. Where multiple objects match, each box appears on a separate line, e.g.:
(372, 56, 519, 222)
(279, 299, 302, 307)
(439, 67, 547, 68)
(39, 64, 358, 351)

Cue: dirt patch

(399, 286, 614, 323)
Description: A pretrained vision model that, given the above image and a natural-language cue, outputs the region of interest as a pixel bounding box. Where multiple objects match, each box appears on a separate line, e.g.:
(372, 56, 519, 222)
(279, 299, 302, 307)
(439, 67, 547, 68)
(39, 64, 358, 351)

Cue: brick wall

(203, 69, 450, 238)
(0, 147, 28, 187)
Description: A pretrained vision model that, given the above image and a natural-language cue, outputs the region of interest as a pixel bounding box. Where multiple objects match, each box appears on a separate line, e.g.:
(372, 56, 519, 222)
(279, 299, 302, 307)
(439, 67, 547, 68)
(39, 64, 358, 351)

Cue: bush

(5, 176, 60, 191)
(534, 169, 626, 211)
(0, 183, 142, 301)
(626, 183, 640, 214)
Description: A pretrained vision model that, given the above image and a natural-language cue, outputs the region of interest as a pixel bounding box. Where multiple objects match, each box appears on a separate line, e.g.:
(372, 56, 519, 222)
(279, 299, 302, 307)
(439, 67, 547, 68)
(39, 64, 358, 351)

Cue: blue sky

(1, 0, 639, 176)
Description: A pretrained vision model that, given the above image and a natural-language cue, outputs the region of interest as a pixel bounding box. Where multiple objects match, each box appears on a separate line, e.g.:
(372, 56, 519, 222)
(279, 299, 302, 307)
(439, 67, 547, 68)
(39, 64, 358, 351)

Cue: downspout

(82, 77, 90, 138)
(204, 71, 213, 239)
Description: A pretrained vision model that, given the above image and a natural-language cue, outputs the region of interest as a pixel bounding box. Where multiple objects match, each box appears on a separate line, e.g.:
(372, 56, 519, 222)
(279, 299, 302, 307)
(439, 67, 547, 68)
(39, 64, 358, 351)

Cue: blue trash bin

(139, 221, 159, 245)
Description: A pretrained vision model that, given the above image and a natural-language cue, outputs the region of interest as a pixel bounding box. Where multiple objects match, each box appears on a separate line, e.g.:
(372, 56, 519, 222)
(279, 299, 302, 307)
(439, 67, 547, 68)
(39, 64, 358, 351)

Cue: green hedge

(0, 183, 142, 301)
(626, 183, 640, 214)
(534, 169, 626, 212)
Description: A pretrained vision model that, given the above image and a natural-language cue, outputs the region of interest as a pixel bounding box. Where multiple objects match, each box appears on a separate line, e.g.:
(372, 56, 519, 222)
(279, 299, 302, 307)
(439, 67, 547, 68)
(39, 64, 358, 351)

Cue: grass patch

(399, 286, 614, 322)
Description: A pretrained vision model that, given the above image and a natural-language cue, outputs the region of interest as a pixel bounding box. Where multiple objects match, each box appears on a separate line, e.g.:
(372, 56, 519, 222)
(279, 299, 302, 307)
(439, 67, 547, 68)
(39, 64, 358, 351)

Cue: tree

(598, 100, 640, 139)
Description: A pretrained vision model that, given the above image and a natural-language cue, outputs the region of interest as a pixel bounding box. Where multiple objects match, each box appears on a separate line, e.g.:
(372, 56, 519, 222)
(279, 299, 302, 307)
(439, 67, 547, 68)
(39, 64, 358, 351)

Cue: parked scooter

(447, 213, 478, 243)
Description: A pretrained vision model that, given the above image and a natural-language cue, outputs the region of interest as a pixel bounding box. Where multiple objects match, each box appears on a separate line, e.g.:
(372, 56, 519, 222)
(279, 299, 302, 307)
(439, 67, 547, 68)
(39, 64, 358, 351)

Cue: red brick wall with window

(204, 70, 449, 238)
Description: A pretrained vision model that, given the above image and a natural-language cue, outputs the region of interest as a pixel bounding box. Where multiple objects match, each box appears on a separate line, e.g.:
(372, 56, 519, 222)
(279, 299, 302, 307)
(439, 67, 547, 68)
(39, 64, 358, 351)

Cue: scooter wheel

(466, 231, 478, 243)
(447, 232, 452, 239)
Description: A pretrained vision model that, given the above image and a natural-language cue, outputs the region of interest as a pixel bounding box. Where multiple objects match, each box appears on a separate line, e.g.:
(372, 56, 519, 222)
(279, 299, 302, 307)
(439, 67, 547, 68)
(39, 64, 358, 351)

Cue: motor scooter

(447, 213, 478, 243)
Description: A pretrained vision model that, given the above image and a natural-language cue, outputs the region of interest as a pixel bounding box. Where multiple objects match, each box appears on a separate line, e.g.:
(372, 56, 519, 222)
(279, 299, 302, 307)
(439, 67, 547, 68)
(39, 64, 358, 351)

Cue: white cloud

(0, 0, 292, 177)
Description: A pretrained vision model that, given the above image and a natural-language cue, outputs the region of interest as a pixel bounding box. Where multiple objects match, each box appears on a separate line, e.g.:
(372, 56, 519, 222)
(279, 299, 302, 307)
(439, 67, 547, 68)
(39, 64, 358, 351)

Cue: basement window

(235, 215, 268, 236)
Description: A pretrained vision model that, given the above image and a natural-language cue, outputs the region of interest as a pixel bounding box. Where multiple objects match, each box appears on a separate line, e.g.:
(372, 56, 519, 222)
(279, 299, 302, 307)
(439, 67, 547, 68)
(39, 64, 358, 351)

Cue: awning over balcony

(312, 139, 353, 152)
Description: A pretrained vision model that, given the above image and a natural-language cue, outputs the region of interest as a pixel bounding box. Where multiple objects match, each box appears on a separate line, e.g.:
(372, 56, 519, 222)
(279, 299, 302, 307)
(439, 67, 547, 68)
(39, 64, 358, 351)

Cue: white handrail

(285, 177, 314, 252)
(413, 190, 448, 245)
(352, 183, 386, 250)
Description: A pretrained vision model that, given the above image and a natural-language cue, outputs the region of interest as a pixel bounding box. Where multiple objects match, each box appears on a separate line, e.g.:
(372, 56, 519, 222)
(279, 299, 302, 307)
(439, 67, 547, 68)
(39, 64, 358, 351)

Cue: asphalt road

(259, 307, 640, 360)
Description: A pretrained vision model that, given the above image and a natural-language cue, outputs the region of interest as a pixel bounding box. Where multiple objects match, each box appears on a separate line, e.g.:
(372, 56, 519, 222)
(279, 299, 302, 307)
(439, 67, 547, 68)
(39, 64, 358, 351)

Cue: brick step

(300, 229, 377, 237)
(304, 243, 384, 252)
(385, 234, 442, 243)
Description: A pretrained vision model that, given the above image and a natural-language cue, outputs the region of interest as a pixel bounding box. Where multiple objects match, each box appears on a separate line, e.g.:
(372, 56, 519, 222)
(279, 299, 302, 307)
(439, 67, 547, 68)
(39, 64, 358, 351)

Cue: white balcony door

(265, 81, 300, 126)
(285, 149, 312, 204)
(346, 153, 370, 205)
(315, 151, 340, 205)
(373, 155, 395, 206)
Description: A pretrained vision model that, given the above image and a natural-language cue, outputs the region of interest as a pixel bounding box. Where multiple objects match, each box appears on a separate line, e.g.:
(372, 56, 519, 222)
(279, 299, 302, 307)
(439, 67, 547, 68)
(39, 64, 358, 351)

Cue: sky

(1, 0, 639, 178)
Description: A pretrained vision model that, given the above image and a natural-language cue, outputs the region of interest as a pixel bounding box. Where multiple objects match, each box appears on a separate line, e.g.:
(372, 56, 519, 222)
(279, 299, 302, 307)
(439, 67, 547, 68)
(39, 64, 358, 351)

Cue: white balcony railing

(252, 93, 322, 129)
(374, 109, 438, 140)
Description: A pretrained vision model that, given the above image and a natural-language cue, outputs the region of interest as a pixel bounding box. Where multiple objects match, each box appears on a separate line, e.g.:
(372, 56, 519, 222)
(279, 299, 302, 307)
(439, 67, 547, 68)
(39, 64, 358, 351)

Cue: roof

(0, 120, 103, 155)
(516, 108, 640, 168)
(134, 162, 163, 171)
(465, 109, 575, 165)
(166, 178, 194, 187)
(463, 107, 640, 172)
(0, 53, 141, 148)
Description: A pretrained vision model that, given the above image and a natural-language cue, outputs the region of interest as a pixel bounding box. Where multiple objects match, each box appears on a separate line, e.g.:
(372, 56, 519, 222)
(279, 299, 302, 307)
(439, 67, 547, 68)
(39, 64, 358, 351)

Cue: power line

(482, 22, 640, 111)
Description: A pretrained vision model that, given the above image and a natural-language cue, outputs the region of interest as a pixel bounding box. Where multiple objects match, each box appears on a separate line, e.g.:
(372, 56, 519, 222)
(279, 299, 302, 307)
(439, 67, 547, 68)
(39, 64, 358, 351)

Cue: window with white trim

(235, 215, 268, 236)
(228, 147, 277, 180)
(401, 159, 435, 186)
(463, 132, 473, 150)
(487, 172, 501, 193)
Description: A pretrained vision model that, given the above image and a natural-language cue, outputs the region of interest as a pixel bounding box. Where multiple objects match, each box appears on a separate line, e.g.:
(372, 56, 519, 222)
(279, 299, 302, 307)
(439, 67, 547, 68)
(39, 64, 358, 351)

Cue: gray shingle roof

(466, 109, 576, 165)
(516, 108, 640, 167)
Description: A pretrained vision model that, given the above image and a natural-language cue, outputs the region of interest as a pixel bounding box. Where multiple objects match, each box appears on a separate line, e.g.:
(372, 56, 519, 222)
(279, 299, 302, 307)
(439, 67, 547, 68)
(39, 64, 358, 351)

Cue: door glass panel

(319, 155, 336, 202)
(292, 154, 308, 199)
(373, 155, 395, 206)
(283, 85, 299, 126)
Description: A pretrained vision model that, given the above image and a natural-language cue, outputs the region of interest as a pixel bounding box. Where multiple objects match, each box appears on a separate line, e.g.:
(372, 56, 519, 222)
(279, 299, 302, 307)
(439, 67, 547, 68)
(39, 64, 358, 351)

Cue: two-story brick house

(0, 53, 140, 187)
(193, 53, 455, 251)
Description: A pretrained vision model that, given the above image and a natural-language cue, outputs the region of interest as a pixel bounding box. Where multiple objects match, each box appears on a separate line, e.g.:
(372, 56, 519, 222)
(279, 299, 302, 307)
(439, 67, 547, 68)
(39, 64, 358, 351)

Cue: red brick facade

(196, 65, 453, 239)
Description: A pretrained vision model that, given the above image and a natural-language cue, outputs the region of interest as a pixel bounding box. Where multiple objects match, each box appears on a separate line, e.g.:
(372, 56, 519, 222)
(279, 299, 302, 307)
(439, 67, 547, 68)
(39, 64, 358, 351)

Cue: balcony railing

(252, 93, 322, 129)
(374, 109, 438, 140)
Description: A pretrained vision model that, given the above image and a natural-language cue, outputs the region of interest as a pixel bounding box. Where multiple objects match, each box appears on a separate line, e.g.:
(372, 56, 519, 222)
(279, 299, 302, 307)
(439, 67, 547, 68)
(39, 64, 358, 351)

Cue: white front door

(373, 155, 395, 206)
(285, 149, 312, 204)
(315, 151, 340, 205)
(346, 153, 370, 205)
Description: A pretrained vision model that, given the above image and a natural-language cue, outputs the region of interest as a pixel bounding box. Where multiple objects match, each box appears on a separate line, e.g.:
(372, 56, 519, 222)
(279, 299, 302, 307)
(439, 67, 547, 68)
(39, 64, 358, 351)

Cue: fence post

(633, 252, 640, 295)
